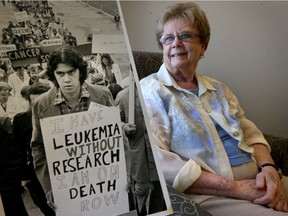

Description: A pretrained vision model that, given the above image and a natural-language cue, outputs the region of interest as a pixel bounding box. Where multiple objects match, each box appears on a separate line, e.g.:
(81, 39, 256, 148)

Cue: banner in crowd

(6, 44, 93, 67)
(92, 34, 127, 53)
(0, 44, 16, 59)
(14, 11, 30, 22)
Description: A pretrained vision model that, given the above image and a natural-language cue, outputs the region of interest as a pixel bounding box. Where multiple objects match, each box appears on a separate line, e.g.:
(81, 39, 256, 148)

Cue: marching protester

(0, 116, 28, 216)
(96, 53, 123, 87)
(30, 46, 114, 210)
(24, 64, 40, 86)
(0, 81, 17, 119)
(115, 84, 166, 215)
(13, 83, 55, 216)
(8, 66, 29, 113)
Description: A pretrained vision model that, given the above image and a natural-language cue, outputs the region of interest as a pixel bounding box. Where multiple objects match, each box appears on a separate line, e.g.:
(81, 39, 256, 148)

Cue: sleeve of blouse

(152, 135, 202, 192)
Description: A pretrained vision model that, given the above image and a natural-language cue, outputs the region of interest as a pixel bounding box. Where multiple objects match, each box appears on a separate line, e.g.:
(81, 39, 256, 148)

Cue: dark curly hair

(46, 46, 88, 87)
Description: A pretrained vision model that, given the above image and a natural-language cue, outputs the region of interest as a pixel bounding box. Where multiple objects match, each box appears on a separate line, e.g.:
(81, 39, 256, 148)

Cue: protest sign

(6, 47, 41, 67)
(40, 106, 129, 216)
(14, 11, 30, 22)
(11, 27, 32, 35)
(39, 39, 63, 47)
(0, 44, 16, 59)
(92, 34, 127, 54)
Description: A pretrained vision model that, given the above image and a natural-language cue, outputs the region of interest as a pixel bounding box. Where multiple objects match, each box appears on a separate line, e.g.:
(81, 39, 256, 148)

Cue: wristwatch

(258, 163, 283, 179)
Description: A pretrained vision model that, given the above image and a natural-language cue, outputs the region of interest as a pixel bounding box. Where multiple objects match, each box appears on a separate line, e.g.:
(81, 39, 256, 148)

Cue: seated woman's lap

(232, 161, 258, 180)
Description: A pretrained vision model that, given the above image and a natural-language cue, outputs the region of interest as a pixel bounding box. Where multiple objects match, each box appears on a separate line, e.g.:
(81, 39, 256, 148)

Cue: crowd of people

(0, 0, 127, 120)
(0, 44, 165, 215)
(1, 0, 77, 49)
(0, 81, 55, 216)
(0, 0, 79, 118)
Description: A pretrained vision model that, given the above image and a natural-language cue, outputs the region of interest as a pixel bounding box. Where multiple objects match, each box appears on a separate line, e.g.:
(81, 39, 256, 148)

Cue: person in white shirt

(8, 66, 29, 113)
(0, 82, 17, 119)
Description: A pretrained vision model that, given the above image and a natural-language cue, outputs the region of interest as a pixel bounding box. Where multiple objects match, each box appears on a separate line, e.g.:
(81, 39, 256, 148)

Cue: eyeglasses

(160, 32, 200, 45)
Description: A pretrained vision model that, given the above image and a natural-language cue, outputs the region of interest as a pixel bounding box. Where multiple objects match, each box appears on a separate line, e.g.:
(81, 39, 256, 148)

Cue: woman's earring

(200, 55, 205, 59)
(162, 59, 164, 63)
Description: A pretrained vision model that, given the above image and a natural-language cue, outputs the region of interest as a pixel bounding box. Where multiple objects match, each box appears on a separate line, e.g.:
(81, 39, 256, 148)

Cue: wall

(120, 1, 288, 137)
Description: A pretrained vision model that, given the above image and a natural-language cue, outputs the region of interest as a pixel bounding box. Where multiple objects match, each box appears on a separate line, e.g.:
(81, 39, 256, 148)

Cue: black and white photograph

(2, 1, 288, 216)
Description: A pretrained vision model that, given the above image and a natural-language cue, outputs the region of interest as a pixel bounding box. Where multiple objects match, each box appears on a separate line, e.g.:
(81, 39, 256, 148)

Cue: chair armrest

(167, 185, 212, 216)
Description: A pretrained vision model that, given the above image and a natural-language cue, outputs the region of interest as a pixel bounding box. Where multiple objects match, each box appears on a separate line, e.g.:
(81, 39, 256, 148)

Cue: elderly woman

(139, 2, 288, 216)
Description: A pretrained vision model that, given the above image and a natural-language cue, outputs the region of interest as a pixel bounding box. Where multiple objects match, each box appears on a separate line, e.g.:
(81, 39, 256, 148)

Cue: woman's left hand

(253, 166, 288, 212)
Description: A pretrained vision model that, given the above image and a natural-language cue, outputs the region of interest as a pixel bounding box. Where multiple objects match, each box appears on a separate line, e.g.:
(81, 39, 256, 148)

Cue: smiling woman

(155, 2, 209, 90)
(139, 2, 288, 216)
(122, 1, 288, 138)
